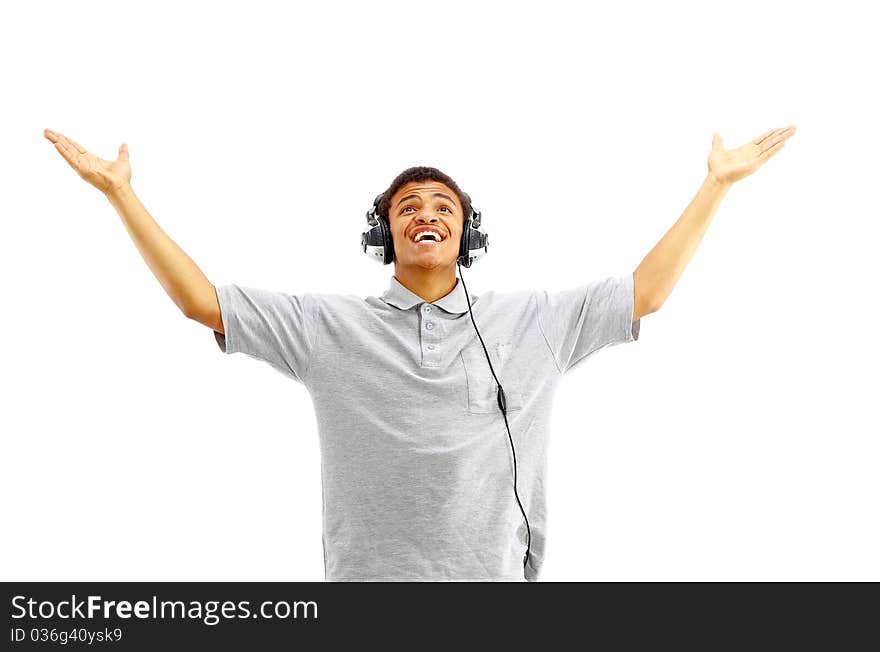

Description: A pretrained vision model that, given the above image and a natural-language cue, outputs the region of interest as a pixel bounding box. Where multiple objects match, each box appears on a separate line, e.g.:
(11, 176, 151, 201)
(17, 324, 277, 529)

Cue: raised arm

(43, 128, 222, 332)
(633, 125, 797, 314)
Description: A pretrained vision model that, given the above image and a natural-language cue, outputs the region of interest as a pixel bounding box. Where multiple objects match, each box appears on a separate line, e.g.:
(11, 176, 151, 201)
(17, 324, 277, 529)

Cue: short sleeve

(535, 272, 640, 375)
(212, 284, 315, 384)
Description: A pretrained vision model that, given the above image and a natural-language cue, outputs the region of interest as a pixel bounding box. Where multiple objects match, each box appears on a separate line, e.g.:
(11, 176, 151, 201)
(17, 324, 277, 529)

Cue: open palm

(43, 128, 131, 195)
(708, 125, 797, 185)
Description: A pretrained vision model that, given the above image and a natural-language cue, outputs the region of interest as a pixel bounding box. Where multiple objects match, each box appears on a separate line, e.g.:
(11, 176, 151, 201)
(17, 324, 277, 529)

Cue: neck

(393, 264, 458, 304)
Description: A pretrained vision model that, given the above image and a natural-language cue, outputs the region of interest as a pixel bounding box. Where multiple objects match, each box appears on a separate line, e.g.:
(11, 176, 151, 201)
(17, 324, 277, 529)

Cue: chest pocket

(460, 340, 525, 414)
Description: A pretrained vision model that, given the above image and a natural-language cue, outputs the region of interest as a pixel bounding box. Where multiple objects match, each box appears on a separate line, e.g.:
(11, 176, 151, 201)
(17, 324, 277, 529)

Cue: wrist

(106, 182, 134, 204)
(705, 172, 733, 194)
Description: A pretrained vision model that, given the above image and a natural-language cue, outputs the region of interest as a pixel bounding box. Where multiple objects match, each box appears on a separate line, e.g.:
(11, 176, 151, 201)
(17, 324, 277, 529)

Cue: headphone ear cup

(458, 216, 472, 266)
(379, 215, 394, 265)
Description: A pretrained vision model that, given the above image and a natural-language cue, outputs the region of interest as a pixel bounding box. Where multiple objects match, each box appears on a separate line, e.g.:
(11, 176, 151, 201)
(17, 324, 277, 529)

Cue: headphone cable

(456, 261, 532, 572)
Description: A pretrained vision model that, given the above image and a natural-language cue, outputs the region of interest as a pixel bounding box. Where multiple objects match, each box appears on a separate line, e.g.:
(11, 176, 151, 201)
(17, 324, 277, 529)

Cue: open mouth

(410, 229, 445, 245)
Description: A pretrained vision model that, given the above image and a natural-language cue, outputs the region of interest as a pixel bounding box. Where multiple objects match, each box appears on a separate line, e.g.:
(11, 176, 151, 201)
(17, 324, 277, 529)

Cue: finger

(53, 140, 82, 171)
(55, 139, 89, 174)
(52, 131, 84, 155)
(44, 128, 59, 143)
(753, 128, 777, 145)
(754, 128, 783, 147)
(64, 135, 88, 155)
(54, 133, 73, 153)
(763, 127, 797, 152)
(759, 140, 784, 161)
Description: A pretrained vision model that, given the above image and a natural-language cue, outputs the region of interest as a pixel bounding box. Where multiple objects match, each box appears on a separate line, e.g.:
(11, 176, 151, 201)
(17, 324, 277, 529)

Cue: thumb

(712, 133, 723, 150)
(118, 143, 129, 161)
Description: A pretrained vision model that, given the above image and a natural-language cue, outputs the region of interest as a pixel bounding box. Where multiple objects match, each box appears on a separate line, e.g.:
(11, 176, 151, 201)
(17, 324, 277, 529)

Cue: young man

(43, 125, 796, 581)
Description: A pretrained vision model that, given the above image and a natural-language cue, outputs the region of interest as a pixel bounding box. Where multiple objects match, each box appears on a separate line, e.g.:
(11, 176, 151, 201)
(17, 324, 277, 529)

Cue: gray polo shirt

(213, 272, 640, 581)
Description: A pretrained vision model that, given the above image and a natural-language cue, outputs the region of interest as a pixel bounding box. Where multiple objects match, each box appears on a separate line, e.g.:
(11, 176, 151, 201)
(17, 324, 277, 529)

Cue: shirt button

(427, 344, 435, 350)
(424, 305, 432, 313)
(425, 322, 434, 330)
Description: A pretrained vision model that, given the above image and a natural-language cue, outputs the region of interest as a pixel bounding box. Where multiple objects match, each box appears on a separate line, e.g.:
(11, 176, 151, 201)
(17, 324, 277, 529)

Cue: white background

(2, 0, 877, 581)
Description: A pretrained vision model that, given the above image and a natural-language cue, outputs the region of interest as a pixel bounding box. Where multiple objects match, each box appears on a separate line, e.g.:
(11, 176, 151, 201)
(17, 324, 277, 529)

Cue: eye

(439, 206, 452, 213)
(401, 206, 415, 213)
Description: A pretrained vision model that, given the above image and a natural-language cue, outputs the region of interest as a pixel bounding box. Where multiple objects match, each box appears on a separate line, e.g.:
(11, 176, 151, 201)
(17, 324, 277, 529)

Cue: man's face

(387, 180, 464, 271)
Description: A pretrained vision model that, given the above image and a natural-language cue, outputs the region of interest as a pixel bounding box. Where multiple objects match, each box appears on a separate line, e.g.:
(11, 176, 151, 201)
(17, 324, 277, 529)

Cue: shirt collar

(381, 275, 471, 314)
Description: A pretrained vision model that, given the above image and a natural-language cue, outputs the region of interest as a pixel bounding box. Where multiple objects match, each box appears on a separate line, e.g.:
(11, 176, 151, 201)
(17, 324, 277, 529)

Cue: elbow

(644, 289, 665, 315)
(634, 293, 662, 321)
(181, 302, 201, 323)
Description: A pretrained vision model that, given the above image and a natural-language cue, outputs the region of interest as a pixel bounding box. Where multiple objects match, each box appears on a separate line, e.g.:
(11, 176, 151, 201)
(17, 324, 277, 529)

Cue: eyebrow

(395, 192, 456, 210)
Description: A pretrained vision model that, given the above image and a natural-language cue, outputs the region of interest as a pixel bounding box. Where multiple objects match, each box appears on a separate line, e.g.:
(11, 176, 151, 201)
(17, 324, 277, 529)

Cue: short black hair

(378, 166, 472, 223)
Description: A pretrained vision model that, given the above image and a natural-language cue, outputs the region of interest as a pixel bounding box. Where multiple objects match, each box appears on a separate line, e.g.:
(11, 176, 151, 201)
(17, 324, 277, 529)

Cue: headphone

(361, 192, 489, 267)
(361, 189, 532, 572)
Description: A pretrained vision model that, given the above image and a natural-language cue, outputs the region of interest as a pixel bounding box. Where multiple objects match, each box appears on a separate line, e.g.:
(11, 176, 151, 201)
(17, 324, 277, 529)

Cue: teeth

(413, 230, 442, 242)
